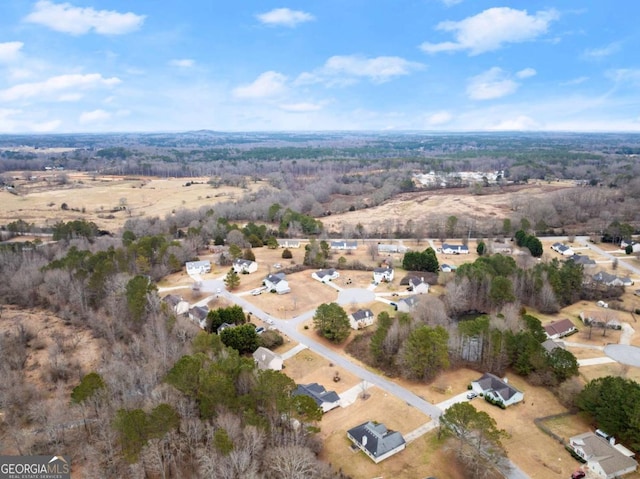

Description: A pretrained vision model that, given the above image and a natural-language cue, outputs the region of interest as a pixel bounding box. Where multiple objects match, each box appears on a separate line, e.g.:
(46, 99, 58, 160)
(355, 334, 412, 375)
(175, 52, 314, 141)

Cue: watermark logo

(0, 455, 70, 479)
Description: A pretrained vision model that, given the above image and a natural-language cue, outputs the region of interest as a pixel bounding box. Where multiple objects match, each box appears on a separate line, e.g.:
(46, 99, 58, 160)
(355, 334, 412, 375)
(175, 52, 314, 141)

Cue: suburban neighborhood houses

(347, 421, 407, 463)
(470, 373, 525, 408)
(569, 432, 638, 478)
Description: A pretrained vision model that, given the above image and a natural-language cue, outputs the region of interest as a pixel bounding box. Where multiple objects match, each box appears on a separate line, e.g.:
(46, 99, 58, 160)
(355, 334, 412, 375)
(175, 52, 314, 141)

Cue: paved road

(603, 344, 640, 367)
(578, 237, 640, 277)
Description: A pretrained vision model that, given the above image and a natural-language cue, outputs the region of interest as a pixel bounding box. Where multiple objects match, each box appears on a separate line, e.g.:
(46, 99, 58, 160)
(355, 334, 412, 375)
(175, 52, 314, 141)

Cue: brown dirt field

(283, 349, 361, 394)
(0, 306, 104, 386)
(579, 362, 640, 384)
(0, 172, 269, 231)
(325, 182, 576, 233)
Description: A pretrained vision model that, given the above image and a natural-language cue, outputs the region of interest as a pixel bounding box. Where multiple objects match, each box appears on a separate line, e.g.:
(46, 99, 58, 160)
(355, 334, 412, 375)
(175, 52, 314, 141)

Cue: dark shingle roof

(293, 383, 340, 407)
(347, 421, 405, 459)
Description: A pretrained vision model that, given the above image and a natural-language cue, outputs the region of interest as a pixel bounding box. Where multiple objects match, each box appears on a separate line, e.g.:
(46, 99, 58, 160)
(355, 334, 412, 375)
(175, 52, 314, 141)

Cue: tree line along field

(2, 132, 640, 479)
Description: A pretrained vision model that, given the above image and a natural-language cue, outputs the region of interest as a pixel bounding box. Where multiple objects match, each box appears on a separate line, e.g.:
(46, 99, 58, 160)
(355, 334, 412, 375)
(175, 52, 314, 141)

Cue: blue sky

(1, 0, 639, 133)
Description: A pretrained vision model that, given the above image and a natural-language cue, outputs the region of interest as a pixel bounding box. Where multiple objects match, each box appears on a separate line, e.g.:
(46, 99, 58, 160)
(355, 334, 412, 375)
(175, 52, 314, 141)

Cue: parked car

(251, 288, 263, 296)
(571, 470, 586, 479)
(255, 327, 265, 334)
(264, 318, 274, 325)
(466, 392, 478, 400)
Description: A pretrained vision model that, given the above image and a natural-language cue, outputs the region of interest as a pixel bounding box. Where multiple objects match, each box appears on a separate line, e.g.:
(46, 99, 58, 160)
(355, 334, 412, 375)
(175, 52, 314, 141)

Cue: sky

(1, 0, 640, 133)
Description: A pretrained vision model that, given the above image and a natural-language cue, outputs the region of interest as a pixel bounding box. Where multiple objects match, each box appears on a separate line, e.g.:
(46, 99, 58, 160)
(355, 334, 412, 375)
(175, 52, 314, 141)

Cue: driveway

(603, 344, 640, 367)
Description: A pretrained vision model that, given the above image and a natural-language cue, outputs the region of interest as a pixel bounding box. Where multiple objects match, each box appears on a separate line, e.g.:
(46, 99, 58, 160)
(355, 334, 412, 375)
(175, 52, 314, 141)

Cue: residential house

(400, 272, 437, 286)
(551, 243, 575, 256)
(620, 240, 640, 253)
(185, 260, 211, 275)
(394, 295, 419, 313)
(264, 273, 291, 294)
(216, 322, 235, 334)
(233, 258, 258, 274)
(541, 339, 565, 354)
(441, 243, 469, 254)
(188, 305, 209, 329)
(569, 432, 637, 479)
(593, 271, 634, 287)
(253, 347, 283, 371)
(543, 319, 578, 340)
(579, 310, 622, 330)
(569, 254, 596, 267)
(377, 243, 408, 254)
(330, 240, 358, 251)
(373, 266, 394, 283)
(349, 309, 375, 330)
(470, 373, 524, 407)
(312, 268, 340, 283)
(408, 277, 430, 294)
(440, 263, 457, 273)
(346, 421, 406, 463)
(292, 383, 340, 413)
(277, 239, 301, 249)
(162, 294, 189, 316)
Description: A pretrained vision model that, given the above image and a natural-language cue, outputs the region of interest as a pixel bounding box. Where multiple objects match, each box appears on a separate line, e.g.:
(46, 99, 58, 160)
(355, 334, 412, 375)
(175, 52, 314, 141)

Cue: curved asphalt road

(196, 274, 529, 477)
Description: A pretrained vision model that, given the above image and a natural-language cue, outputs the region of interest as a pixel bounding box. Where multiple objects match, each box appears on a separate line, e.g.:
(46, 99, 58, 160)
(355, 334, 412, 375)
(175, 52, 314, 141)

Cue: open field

(0, 172, 268, 231)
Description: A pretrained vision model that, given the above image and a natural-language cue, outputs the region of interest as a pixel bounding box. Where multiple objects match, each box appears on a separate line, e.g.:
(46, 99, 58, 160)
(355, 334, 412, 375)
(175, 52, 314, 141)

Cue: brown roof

(544, 318, 576, 336)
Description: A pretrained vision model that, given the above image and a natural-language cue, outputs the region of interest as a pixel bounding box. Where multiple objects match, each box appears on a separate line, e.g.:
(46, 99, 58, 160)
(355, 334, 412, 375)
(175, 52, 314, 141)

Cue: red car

(571, 470, 586, 479)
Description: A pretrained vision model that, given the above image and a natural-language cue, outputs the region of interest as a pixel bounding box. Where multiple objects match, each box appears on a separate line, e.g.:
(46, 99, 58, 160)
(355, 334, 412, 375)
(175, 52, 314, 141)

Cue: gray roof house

(233, 258, 258, 274)
(277, 239, 301, 249)
(253, 347, 283, 371)
(216, 322, 235, 334)
(163, 294, 190, 316)
(188, 306, 209, 329)
(293, 383, 340, 413)
(373, 266, 394, 283)
(551, 242, 575, 256)
(470, 373, 524, 407)
(441, 243, 469, 254)
(394, 295, 419, 313)
(569, 432, 637, 479)
(408, 277, 429, 294)
(185, 259, 211, 275)
(568, 254, 596, 267)
(312, 268, 340, 283)
(541, 339, 565, 354)
(330, 240, 358, 250)
(349, 309, 375, 330)
(347, 421, 406, 463)
(593, 271, 634, 287)
(264, 273, 291, 294)
(377, 243, 408, 254)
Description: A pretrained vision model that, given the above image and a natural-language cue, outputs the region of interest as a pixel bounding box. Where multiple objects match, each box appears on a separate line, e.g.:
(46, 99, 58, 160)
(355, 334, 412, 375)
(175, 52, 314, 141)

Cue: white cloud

(256, 8, 314, 27)
(169, 59, 194, 68)
(606, 69, 640, 85)
(232, 71, 287, 99)
(441, 0, 463, 6)
(298, 55, 424, 85)
(560, 76, 589, 86)
(426, 111, 453, 125)
(420, 7, 559, 55)
(0, 73, 121, 102)
(0, 42, 24, 63)
(25, 1, 145, 35)
(516, 68, 536, 79)
(467, 67, 519, 100)
(583, 42, 621, 59)
(79, 109, 111, 123)
(279, 102, 323, 112)
(31, 119, 61, 132)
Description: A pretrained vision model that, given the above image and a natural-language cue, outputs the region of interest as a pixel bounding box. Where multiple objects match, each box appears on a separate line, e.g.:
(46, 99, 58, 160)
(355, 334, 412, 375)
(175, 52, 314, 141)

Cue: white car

(466, 392, 478, 400)
(264, 318, 274, 325)
(251, 288, 263, 296)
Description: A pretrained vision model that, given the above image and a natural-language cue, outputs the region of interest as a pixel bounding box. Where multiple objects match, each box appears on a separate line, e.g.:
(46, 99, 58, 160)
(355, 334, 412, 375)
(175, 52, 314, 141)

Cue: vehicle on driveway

(255, 326, 265, 334)
(466, 392, 478, 400)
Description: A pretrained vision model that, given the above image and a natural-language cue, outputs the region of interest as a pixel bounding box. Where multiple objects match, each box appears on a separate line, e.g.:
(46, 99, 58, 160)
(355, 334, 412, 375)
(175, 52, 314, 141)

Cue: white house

(163, 294, 190, 316)
(395, 295, 419, 313)
(186, 260, 211, 275)
(373, 267, 394, 283)
(593, 271, 634, 287)
(408, 277, 430, 294)
(347, 421, 406, 464)
(378, 243, 408, 254)
(293, 383, 341, 413)
(312, 268, 340, 283)
(349, 309, 375, 330)
(441, 243, 469, 254)
(253, 347, 283, 371)
(278, 239, 301, 249)
(543, 318, 578, 340)
(569, 432, 637, 479)
(233, 258, 258, 274)
(551, 242, 575, 256)
(188, 306, 209, 329)
(470, 373, 524, 407)
(620, 240, 640, 253)
(330, 240, 358, 251)
(264, 273, 291, 294)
